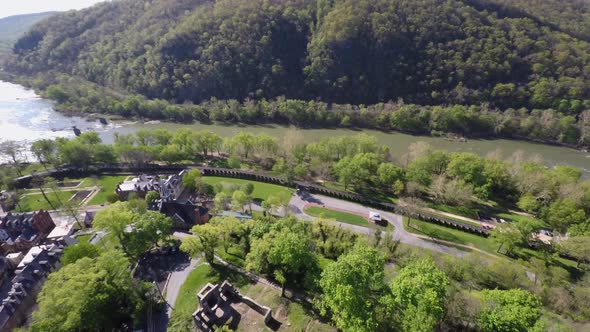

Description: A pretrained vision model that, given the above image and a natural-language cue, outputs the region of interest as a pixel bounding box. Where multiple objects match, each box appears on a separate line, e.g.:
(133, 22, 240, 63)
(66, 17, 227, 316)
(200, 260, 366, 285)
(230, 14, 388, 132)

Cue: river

(2, 80, 589, 177)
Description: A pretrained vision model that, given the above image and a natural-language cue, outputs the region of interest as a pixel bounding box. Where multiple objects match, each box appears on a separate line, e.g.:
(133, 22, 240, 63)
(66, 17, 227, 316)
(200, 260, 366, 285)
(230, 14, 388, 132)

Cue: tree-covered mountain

(5, 0, 590, 142)
(0, 12, 57, 52)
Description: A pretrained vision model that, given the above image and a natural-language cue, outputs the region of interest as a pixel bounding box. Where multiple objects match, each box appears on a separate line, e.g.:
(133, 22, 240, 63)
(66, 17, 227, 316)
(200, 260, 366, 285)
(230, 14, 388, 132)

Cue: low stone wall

(240, 295, 273, 321)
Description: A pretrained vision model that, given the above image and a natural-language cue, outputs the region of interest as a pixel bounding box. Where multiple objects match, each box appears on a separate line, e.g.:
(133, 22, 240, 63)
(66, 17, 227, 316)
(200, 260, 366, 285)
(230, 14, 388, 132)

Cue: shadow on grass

(208, 263, 252, 288)
(512, 249, 584, 280)
(407, 222, 464, 245)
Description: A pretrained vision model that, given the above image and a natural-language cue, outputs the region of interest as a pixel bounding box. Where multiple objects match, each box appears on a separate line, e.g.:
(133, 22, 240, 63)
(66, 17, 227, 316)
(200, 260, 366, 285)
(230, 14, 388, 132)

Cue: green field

(87, 176, 128, 205)
(203, 176, 294, 201)
(16, 191, 77, 212)
(403, 217, 497, 253)
(215, 244, 247, 268)
(304, 206, 394, 231)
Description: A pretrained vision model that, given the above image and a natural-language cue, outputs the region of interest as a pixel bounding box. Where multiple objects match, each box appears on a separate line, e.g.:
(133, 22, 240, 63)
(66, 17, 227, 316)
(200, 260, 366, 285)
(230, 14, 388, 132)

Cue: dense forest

(5, 0, 590, 145)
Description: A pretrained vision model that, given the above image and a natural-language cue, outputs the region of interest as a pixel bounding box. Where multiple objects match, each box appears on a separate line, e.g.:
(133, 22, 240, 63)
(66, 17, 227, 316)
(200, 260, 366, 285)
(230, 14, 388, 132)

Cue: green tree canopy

(61, 242, 102, 265)
(386, 259, 450, 332)
(182, 169, 202, 191)
(181, 223, 220, 264)
(31, 251, 149, 332)
(477, 289, 542, 332)
(247, 227, 318, 296)
(317, 244, 386, 332)
(542, 198, 587, 234)
(491, 223, 523, 255)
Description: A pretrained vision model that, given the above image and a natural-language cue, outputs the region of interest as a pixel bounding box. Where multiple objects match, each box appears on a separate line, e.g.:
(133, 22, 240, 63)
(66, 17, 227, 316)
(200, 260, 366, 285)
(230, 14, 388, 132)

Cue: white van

(369, 211, 382, 223)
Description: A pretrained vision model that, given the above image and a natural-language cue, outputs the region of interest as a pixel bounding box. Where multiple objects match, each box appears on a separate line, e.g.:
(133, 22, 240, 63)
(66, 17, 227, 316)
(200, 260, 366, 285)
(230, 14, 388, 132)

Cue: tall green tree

(385, 259, 449, 332)
(31, 251, 150, 332)
(92, 202, 137, 256)
(333, 153, 379, 190)
(477, 289, 542, 332)
(181, 223, 220, 264)
(262, 229, 317, 296)
(182, 169, 202, 191)
(490, 223, 523, 255)
(30, 139, 57, 168)
(125, 211, 172, 259)
(61, 242, 102, 265)
(317, 244, 387, 332)
(542, 199, 587, 234)
(559, 236, 590, 267)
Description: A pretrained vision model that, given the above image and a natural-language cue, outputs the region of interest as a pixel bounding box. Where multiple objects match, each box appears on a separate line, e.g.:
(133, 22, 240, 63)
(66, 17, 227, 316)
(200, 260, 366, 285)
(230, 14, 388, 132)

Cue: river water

(2, 80, 589, 177)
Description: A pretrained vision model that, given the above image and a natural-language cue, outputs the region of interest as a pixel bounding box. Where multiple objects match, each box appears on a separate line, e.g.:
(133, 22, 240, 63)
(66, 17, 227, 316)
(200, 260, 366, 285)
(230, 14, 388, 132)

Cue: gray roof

(0, 244, 63, 330)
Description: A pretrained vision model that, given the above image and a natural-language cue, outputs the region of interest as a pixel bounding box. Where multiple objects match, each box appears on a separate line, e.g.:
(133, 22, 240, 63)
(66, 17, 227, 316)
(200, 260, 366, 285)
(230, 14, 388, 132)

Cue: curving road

(289, 191, 469, 257)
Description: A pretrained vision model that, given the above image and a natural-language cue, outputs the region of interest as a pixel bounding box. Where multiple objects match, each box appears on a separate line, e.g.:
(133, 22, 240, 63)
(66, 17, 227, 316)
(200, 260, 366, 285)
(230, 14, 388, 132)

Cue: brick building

(0, 211, 55, 255)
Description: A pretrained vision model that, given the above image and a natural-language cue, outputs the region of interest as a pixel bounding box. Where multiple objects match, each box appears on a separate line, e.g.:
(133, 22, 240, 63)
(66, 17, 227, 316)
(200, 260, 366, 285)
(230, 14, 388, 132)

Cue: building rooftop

(17, 246, 44, 269)
(117, 175, 161, 193)
(0, 243, 63, 331)
(47, 223, 74, 240)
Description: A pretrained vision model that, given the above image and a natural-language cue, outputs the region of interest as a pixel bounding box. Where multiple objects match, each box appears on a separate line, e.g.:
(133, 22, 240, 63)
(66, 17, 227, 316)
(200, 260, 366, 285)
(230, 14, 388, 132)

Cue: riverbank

(4, 70, 589, 149)
(1, 79, 590, 179)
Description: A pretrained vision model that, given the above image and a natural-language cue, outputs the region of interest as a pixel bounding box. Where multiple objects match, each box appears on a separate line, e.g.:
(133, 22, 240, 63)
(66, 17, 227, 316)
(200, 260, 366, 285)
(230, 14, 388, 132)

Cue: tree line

(2, 129, 590, 240)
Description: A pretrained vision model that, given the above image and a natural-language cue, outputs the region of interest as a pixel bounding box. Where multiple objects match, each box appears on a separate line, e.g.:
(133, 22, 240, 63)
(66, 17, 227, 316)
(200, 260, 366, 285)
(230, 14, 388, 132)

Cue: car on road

(369, 211, 382, 223)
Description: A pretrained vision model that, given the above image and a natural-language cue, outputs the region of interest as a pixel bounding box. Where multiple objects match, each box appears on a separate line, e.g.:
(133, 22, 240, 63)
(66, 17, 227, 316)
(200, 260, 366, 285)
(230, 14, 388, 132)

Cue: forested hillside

(6, 0, 590, 144)
(0, 12, 57, 52)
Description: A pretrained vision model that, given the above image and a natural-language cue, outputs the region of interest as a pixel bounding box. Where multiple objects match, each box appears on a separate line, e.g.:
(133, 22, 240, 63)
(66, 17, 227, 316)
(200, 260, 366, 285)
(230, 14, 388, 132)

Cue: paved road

(164, 231, 203, 319)
(165, 257, 201, 318)
(289, 191, 468, 257)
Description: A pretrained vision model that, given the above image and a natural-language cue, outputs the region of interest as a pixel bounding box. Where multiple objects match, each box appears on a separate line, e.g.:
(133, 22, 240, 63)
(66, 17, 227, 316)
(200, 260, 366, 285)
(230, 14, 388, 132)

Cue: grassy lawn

(403, 217, 497, 254)
(75, 234, 92, 243)
(203, 176, 294, 201)
(87, 175, 128, 205)
(493, 211, 546, 226)
(304, 206, 394, 231)
(216, 244, 247, 268)
(16, 190, 77, 212)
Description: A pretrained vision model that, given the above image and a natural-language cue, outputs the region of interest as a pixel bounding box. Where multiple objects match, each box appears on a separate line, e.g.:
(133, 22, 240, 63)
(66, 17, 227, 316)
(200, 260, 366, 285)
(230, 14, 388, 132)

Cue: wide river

(2, 80, 589, 177)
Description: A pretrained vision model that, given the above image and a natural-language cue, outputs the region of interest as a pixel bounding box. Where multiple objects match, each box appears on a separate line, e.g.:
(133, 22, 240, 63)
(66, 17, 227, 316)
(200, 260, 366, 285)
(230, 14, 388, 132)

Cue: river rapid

(1, 80, 589, 177)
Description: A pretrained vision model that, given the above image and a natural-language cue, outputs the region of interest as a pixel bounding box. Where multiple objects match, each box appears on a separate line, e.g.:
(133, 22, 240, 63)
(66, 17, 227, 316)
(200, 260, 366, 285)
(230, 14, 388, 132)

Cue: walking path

(164, 257, 201, 318)
(423, 207, 481, 225)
